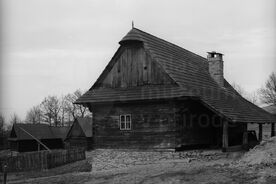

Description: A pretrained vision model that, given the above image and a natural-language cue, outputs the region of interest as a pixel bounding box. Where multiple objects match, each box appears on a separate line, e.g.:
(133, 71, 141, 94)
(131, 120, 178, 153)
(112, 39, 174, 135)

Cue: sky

(0, 0, 275, 123)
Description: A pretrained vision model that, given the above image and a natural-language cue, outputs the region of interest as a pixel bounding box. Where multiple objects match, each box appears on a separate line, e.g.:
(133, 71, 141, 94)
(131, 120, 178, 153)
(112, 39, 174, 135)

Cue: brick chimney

(207, 51, 224, 87)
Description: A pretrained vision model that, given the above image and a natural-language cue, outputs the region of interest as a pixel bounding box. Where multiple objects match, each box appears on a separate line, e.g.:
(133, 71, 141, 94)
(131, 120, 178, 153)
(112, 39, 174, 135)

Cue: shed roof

(9, 123, 70, 141)
(76, 28, 276, 123)
(263, 105, 276, 115)
(51, 126, 71, 140)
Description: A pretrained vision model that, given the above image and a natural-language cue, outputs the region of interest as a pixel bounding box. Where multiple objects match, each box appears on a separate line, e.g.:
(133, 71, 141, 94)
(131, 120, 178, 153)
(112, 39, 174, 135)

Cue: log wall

(91, 99, 247, 150)
(92, 100, 176, 149)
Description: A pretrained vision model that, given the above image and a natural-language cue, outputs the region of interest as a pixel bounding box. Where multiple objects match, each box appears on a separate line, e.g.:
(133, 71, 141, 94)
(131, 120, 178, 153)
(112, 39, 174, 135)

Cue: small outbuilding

(65, 117, 93, 150)
(248, 105, 276, 140)
(9, 123, 70, 152)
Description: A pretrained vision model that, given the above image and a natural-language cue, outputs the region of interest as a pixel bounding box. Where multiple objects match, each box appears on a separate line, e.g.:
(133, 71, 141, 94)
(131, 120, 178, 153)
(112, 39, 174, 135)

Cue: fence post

(44, 151, 48, 170)
(3, 163, 7, 184)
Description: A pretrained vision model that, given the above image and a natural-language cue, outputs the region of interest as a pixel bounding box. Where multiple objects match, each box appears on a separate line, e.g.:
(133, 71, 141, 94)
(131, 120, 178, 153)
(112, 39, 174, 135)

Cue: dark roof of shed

(263, 105, 276, 115)
(51, 126, 71, 140)
(9, 123, 70, 141)
(76, 28, 276, 123)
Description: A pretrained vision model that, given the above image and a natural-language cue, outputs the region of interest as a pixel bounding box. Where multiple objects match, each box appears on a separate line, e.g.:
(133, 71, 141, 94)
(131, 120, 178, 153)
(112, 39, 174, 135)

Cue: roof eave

(74, 96, 194, 106)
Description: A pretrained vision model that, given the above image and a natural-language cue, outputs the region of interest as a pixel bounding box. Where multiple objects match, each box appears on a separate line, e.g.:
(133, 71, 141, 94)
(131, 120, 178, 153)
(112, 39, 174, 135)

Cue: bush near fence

(0, 148, 85, 172)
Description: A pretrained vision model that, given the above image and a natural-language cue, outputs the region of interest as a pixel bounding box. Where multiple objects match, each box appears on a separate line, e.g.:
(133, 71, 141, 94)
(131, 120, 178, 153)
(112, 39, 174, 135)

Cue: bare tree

(24, 90, 90, 127)
(59, 95, 69, 126)
(41, 96, 61, 126)
(25, 105, 43, 124)
(10, 113, 21, 124)
(0, 114, 4, 131)
(63, 89, 90, 120)
(259, 72, 276, 105)
(0, 114, 4, 147)
(0, 114, 4, 138)
(247, 91, 259, 105)
(74, 90, 91, 118)
(232, 82, 246, 97)
(232, 82, 259, 105)
(63, 94, 76, 121)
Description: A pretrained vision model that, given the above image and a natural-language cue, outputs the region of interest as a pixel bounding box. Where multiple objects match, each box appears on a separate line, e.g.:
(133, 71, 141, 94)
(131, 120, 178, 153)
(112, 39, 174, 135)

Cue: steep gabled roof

(9, 123, 70, 141)
(66, 117, 92, 138)
(76, 28, 276, 123)
(77, 117, 92, 137)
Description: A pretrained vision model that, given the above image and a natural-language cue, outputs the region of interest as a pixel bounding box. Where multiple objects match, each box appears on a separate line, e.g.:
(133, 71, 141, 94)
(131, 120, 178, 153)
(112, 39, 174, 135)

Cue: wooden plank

(259, 123, 263, 141)
(242, 123, 248, 150)
(93, 101, 176, 149)
(271, 123, 275, 137)
(100, 45, 173, 88)
(222, 121, 228, 151)
(242, 131, 248, 150)
(225, 145, 243, 152)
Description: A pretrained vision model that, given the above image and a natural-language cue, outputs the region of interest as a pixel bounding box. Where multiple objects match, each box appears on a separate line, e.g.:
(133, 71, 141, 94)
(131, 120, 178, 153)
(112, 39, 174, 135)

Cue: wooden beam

(271, 123, 275, 137)
(242, 131, 248, 150)
(258, 123, 263, 142)
(19, 127, 51, 152)
(222, 121, 228, 151)
(242, 123, 248, 150)
(225, 145, 243, 152)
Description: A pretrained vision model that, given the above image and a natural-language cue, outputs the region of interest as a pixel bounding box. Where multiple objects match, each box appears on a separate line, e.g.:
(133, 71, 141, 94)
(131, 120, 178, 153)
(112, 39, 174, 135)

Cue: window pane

(121, 122, 125, 129)
(121, 115, 125, 122)
(126, 115, 130, 122)
(126, 122, 130, 129)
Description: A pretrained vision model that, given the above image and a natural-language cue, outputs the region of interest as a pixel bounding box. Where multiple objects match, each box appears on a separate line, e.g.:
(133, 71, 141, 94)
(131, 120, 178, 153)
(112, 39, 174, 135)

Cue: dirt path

(5, 149, 276, 184)
(8, 159, 276, 184)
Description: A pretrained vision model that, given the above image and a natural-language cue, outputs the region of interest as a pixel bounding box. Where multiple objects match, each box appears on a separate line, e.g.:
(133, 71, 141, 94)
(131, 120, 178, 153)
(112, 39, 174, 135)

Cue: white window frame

(120, 114, 131, 130)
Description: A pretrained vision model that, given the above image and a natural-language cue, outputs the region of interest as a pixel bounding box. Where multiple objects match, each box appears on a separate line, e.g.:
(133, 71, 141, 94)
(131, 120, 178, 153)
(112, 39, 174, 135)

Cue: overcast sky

(0, 0, 275, 122)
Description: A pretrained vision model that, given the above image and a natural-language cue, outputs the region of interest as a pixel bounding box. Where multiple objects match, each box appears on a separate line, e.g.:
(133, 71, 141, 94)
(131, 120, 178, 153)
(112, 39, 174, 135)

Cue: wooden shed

(75, 28, 276, 151)
(65, 117, 93, 150)
(9, 123, 70, 152)
(248, 105, 276, 140)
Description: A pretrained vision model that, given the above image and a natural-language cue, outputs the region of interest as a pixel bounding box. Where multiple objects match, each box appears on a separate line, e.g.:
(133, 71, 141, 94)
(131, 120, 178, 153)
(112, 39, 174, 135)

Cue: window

(120, 114, 131, 130)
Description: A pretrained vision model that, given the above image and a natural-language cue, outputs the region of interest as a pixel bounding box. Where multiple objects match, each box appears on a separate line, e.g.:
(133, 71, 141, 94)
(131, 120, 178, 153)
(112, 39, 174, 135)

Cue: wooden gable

(67, 121, 86, 138)
(95, 42, 174, 88)
(10, 127, 17, 138)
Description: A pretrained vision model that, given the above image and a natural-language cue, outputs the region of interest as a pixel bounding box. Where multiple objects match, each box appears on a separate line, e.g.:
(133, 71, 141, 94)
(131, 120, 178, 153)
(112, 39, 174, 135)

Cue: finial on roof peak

(132, 21, 134, 28)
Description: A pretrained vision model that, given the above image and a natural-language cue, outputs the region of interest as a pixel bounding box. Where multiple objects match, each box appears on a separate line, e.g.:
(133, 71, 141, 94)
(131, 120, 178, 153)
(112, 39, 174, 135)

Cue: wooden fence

(0, 148, 85, 172)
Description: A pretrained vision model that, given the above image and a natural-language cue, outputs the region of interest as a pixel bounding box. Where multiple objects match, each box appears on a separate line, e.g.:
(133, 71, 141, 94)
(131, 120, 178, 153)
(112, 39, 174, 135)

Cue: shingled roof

(9, 123, 70, 141)
(76, 28, 276, 123)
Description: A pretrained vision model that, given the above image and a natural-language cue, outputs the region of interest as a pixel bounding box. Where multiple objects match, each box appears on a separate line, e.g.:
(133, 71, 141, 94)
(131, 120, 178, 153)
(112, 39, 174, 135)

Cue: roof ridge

(132, 28, 207, 61)
(15, 123, 49, 126)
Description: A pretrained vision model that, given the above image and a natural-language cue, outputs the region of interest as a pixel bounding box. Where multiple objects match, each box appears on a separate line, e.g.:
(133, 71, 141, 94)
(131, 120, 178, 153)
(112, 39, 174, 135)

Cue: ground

(2, 137, 276, 184)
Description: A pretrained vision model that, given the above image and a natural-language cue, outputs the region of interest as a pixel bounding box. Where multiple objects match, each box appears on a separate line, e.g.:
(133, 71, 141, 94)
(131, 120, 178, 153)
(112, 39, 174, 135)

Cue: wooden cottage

(65, 117, 93, 150)
(76, 28, 276, 151)
(9, 124, 70, 152)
